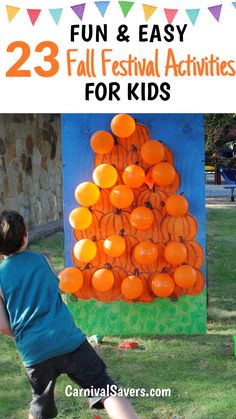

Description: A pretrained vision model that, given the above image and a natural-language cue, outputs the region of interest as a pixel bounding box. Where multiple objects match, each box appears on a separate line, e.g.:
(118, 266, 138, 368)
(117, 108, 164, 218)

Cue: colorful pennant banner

(119, 1, 134, 17)
(185, 9, 200, 26)
(4, 2, 236, 26)
(71, 4, 86, 21)
(6, 5, 19, 22)
(208, 4, 222, 21)
(142, 4, 157, 22)
(164, 8, 178, 24)
(27, 9, 41, 26)
(49, 9, 63, 25)
(95, 1, 110, 17)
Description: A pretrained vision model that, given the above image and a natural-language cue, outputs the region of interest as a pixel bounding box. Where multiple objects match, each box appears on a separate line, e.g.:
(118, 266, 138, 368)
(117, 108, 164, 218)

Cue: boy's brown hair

(0, 210, 27, 256)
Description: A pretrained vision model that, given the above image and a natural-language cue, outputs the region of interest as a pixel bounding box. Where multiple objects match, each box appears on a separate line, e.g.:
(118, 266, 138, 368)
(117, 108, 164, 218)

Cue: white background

(0, 0, 235, 112)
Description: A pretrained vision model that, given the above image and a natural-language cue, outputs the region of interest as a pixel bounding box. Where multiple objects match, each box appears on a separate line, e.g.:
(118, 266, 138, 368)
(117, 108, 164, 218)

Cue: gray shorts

(25, 339, 117, 419)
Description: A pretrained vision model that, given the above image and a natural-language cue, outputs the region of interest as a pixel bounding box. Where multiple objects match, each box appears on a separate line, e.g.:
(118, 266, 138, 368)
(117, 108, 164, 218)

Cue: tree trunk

(214, 168, 221, 185)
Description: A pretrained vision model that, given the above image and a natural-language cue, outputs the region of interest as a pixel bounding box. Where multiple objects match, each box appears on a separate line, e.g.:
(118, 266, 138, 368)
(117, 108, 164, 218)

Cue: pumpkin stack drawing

(59, 114, 205, 303)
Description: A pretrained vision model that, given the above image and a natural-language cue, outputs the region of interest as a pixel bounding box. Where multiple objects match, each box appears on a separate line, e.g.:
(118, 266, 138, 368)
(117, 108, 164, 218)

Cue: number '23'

(6, 41, 59, 77)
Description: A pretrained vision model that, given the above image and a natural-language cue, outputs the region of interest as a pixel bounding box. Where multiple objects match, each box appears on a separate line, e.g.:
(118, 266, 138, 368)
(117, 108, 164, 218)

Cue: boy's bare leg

(103, 396, 139, 419)
(28, 397, 138, 419)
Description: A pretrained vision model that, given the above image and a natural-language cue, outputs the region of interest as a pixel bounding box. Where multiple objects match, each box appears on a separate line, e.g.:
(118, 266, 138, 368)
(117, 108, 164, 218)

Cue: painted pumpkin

(161, 214, 198, 242)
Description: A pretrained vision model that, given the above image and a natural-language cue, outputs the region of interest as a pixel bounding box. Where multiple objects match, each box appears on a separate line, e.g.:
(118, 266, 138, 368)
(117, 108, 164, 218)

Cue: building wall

(0, 114, 62, 228)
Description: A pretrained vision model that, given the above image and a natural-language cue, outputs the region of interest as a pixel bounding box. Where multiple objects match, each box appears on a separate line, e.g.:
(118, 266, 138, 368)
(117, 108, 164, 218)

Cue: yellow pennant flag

(6, 5, 20, 22)
(142, 4, 157, 21)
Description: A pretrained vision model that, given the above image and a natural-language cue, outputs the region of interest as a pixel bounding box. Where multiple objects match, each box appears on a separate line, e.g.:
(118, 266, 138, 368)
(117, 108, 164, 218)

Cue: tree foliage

(205, 114, 236, 168)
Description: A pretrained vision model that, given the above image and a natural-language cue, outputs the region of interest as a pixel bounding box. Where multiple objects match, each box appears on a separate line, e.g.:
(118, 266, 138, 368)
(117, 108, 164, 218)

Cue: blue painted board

(61, 114, 206, 335)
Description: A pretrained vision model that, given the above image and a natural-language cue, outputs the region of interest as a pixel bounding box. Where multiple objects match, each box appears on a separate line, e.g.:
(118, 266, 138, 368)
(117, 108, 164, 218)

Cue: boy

(0, 210, 138, 419)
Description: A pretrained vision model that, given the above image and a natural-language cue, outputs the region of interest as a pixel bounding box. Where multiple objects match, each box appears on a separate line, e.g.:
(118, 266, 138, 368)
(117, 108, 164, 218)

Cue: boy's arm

(0, 295, 14, 337)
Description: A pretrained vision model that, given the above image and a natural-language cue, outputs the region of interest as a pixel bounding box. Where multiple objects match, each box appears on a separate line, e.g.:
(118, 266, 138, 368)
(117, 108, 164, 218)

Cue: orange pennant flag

(6, 5, 20, 22)
(142, 4, 157, 21)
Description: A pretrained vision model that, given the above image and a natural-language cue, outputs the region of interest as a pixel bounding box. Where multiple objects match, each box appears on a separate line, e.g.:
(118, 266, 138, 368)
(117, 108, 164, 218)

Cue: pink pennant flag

(27, 9, 41, 25)
(71, 4, 86, 20)
(164, 9, 178, 24)
(208, 4, 222, 22)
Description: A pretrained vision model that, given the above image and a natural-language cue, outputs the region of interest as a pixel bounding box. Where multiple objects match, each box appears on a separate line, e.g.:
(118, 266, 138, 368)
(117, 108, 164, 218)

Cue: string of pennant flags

(4, 1, 236, 26)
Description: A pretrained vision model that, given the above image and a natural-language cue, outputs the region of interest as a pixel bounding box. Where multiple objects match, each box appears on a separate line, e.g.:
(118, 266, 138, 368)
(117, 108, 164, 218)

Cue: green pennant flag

(119, 1, 134, 17)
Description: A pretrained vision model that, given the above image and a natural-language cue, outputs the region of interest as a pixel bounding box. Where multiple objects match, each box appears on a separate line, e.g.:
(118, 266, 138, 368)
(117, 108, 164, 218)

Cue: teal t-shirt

(0, 250, 86, 366)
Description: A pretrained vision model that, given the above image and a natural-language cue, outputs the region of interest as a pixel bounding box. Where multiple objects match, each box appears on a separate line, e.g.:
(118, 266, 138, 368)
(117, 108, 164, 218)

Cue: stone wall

(0, 114, 62, 229)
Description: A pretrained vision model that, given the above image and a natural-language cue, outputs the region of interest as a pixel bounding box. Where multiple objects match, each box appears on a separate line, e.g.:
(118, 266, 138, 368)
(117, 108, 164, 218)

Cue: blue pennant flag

(185, 9, 200, 26)
(95, 1, 110, 17)
(49, 8, 63, 25)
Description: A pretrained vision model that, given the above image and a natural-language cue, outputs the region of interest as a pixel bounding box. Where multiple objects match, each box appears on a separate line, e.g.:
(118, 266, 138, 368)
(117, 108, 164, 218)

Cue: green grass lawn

(206, 209, 236, 335)
(0, 208, 236, 419)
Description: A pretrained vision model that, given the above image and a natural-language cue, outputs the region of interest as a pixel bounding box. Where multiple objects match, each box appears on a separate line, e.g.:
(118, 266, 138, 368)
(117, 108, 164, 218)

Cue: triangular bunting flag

(208, 4, 222, 22)
(71, 4, 86, 21)
(142, 4, 157, 21)
(119, 1, 134, 18)
(6, 5, 20, 22)
(49, 8, 63, 25)
(164, 9, 178, 24)
(232, 2, 236, 8)
(185, 9, 200, 26)
(95, 1, 110, 17)
(27, 9, 41, 25)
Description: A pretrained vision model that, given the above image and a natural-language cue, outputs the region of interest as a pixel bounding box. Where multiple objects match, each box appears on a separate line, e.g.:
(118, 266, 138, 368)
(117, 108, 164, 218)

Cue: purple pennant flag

(208, 4, 222, 22)
(71, 4, 86, 20)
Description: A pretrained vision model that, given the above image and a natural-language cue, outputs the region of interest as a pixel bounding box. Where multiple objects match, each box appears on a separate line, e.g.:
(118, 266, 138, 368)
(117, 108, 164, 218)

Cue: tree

(205, 114, 236, 169)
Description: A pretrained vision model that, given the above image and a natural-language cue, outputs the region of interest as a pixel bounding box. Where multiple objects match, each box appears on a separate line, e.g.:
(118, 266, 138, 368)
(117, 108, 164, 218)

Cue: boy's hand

(0, 295, 14, 337)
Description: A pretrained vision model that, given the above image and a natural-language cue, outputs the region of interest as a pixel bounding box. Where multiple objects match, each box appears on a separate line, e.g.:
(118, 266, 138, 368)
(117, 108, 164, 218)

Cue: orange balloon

(140, 140, 165, 165)
(151, 273, 175, 297)
(58, 267, 83, 293)
(174, 265, 197, 288)
(73, 239, 97, 262)
(103, 235, 126, 257)
(110, 185, 134, 209)
(121, 275, 143, 299)
(69, 207, 93, 230)
(92, 268, 114, 292)
(75, 182, 100, 207)
(133, 241, 158, 265)
(93, 164, 118, 188)
(165, 194, 189, 217)
(152, 162, 176, 186)
(90, 130, 114, 154)
(130, 206, 154, 230)
(122, 165, 145, 188)
(164, 241, 187, 265)
(71, 247, 84, 268)
(111, 114, 136, 137)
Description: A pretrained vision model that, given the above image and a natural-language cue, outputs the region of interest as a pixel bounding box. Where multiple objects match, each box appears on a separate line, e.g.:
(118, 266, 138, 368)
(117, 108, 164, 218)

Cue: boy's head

(0, 210, 28, 256)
